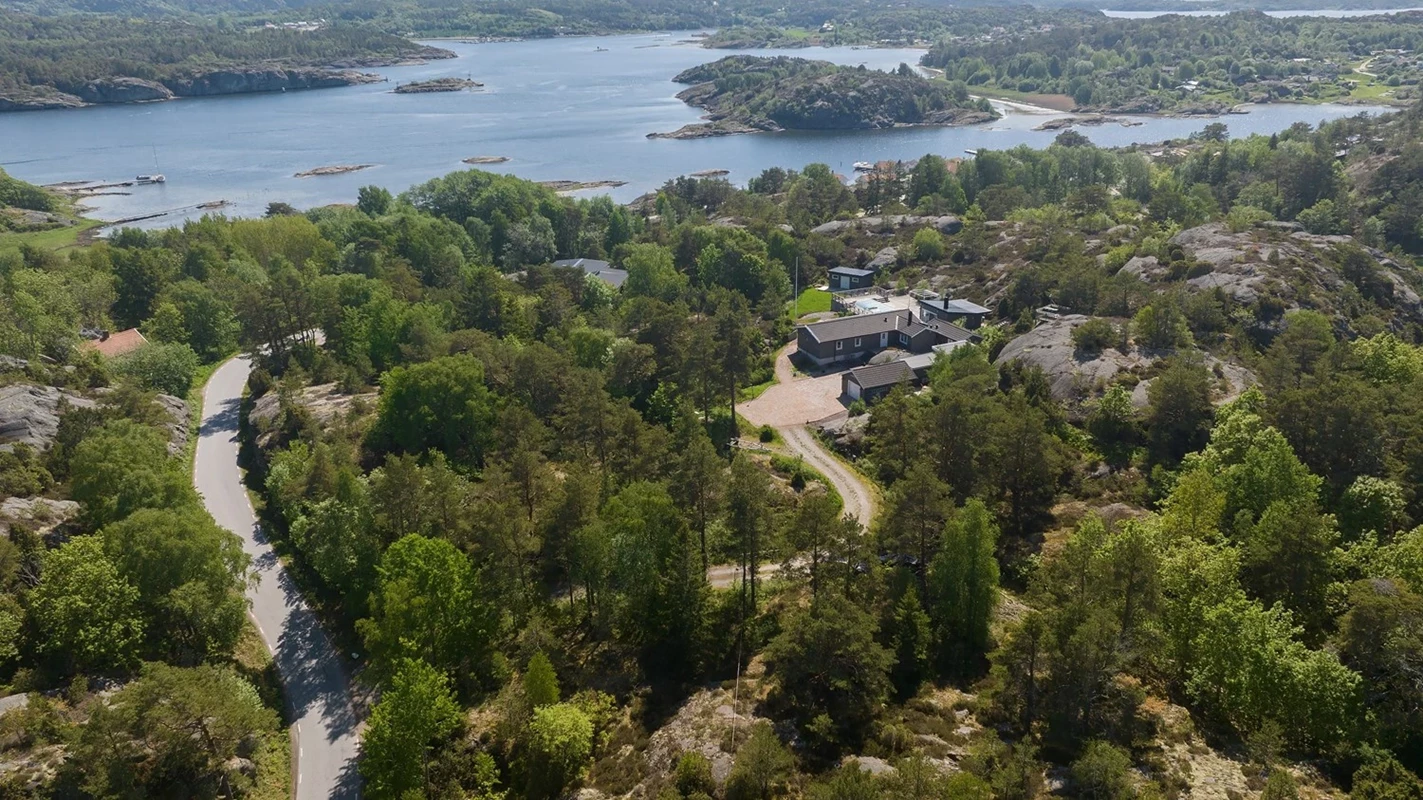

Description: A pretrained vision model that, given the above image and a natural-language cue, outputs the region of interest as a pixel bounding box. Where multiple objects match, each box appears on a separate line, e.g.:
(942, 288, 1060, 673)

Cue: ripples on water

(0, 31, 1395, 226)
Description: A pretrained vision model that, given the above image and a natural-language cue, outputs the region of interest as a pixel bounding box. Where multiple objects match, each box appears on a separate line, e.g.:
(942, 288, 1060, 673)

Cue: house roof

(800, 311, 914, 344)
(553, 258, 611, 272)
(939, 298, 991, 315)
(923, 297, 990, 316)
(828, 266, 876, 278)
(924, 318, 976, 343)
(81, 328, 148, 359)
(847, 360, 914, 391)
(553, 258, 628, 289)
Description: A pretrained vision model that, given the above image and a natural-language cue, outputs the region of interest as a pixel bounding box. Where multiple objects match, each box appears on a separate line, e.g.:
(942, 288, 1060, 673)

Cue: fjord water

(0, 32, 1391, 226)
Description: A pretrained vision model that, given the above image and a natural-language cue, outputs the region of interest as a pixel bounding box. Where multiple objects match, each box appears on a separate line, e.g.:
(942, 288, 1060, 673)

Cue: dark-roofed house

(796, 310, 978, 366)
(553, 258, 629, 290)
(843, 360, 914, 402)
(827, 266, 877, 291)
(919, 298, 991, 329)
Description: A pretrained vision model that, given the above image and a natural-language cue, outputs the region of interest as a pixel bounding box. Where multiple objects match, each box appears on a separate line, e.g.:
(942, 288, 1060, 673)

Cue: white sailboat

(136, 145, 166, 184)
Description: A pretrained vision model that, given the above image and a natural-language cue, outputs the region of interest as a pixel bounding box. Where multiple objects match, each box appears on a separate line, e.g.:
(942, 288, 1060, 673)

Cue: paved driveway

(740, 344, 850, 428)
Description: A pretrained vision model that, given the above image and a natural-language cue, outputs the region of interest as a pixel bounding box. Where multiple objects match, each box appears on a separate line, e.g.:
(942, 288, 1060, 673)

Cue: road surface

(195, 356, 361, 799)
(778, 424, 875, 530)
(708, 341, 879, 589)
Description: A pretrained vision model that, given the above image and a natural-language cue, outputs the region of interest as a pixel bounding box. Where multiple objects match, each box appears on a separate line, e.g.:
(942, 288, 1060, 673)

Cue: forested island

(653, 56, 997, 139)
(0, 12, 452, 111)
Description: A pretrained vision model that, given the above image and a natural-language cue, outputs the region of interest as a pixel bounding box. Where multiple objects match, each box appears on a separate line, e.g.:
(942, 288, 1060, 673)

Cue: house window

(836, 340, 844, 350)
(900, 333, 909, 345)
(853, 337, 862, 347)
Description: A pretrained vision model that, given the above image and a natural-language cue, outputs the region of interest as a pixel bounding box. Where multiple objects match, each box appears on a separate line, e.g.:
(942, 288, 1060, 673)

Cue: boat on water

(135, 174, 166, 184)
(852, 161, 875, 171)
(964, 149, 979, 156)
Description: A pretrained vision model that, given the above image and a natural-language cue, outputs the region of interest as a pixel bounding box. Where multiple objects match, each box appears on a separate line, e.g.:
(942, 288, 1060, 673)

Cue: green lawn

(790, 287, 832, 317)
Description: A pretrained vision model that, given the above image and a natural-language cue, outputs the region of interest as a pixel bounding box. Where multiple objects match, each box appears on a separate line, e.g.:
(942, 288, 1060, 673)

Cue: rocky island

(649, 55, 997, 139)
(295, 165, 374, 178)
(394, 77, 484, 94)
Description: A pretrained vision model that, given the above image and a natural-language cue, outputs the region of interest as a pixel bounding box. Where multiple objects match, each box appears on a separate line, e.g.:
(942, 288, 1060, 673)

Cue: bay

(0, 31, 1394, 228)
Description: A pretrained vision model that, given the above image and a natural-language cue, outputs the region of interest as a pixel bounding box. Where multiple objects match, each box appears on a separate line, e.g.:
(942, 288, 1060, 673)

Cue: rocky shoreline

(0, 45, 459, 113)
(537, 179, 628, 192)
(0, 65, 394, 112)
(650, 106, 997, 139)
(295, 164, 374, 178)
(394, 77, 483, 94)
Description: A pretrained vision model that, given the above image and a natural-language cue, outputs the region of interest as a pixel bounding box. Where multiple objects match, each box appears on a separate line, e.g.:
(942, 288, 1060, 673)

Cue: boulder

(74, 77, 174, 104)
(809, 214, 961, 237)
(1119, 255, 1163, 280)
(0, 91, 86, 111)
(994, 316, 1148, 403)
(0, 497, 80, 539)
(0, 385, 96, 453)
(866, 246, 898, 270)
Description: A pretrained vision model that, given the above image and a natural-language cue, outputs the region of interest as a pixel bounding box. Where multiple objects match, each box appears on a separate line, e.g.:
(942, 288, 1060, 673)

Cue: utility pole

(794, 256, 799, 318)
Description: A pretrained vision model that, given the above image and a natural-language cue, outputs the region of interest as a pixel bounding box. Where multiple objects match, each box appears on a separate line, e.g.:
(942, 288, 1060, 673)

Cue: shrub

(913, 227, 946, 263)
(675, 752, 717, 797)
(759, 425, 775, 443)
(1071, 741, 1135, 800)
(526, 704, 593, 800)
(116, 342, 199, 396)
(1072, 318, 1119, 354)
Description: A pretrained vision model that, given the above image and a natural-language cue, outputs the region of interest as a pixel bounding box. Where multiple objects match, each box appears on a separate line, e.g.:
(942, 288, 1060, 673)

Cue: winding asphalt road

(195, 356, 361, 799)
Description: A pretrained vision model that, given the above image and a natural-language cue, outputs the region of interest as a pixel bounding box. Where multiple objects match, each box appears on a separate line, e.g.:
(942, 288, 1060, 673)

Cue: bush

(759, 425, 775, 443)
(848, 399, 867, 417)
(116, 342, 200, 396)
(675, 752, 717, 797)
(1072, 318, 1119, 354)
(913, 227, 946, 263)
(1071, 741, 1134, 800)
(526, 704, 593, 800)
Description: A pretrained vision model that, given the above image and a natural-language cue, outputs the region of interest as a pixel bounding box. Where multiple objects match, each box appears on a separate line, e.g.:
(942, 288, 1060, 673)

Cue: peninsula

(650, 55, 997, 139)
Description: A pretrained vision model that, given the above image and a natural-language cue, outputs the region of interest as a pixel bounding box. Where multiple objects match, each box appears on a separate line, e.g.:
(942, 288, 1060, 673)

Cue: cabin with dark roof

(919, 298, 991, 329)
(843, 361, 914, 402)
(827, 266, 877, 291)
(796, 311, 978, 366)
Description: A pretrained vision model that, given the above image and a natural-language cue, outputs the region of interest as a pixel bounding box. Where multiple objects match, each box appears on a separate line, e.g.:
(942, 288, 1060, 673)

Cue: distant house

(796, 310, 977, 367)
(553, 258, 629, 290)
(919, 298, 991, 329)
(80, 328, 148, 359)
(827, 266, 877, 291)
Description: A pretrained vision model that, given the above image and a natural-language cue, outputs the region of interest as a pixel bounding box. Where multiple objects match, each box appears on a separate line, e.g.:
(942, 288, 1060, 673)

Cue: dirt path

(779, 424, 875, 530)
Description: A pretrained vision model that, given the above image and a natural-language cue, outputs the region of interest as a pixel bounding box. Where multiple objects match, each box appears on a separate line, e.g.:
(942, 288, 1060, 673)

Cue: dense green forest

(0, 11, 446, 105)
(923, 11, 1423, 111)
(9, 80, 1423, 800)
(664, 56, 996, 134)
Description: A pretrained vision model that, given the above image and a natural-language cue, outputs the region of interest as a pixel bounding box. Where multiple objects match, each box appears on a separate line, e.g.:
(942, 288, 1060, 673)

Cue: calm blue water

(0, 31, 1394, 227)
(1102, 7, 1423, 15)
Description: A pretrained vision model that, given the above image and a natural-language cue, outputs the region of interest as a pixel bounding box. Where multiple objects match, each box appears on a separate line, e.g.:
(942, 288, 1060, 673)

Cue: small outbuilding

(80, 328, 148, 359)
(827, 266, 877, 291)
(843, 360, 915, 402)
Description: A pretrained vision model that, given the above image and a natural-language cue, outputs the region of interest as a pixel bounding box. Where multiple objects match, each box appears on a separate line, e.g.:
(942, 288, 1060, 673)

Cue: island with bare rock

(394, 77, 483, 94)
(294, 164, 374, 178)
(649, 55, 998, 139)
(463, 156, 510, 165)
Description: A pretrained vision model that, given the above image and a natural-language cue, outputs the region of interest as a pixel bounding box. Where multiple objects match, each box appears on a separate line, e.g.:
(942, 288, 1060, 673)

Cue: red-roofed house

(81, 328, 149, 359)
